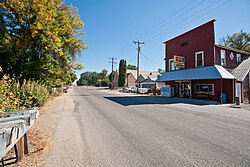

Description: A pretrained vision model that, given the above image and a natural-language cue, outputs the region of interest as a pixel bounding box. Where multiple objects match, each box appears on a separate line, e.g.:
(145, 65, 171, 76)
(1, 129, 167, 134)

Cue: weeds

(0, 75, 49, 112)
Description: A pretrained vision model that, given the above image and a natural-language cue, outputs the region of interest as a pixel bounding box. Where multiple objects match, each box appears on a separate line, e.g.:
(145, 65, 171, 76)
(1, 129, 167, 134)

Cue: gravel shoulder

(42, 87, 91, 167)
(12, 91, 71, 166)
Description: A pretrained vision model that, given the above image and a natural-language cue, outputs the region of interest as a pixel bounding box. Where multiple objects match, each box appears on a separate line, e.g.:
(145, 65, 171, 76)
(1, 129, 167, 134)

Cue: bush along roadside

(0, 74, 49, 113)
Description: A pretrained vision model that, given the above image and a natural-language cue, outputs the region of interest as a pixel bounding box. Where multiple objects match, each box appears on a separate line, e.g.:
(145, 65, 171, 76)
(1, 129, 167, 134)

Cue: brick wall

(215, 46, 249, 70)
(126, 73, 136, 87)
(164, 20, 215, 71)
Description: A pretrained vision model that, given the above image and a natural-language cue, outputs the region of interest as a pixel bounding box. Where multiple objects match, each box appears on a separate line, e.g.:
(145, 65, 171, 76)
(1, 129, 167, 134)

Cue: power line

(141, 53, 164, 69)
(138, 0, 231, 73)
(138, 0, 208, 41)
(146, 0, 229, 43)
(127, 55, 137, 64)
(114, 43, 134, 61)
(109, 0, 231, 70)
(113, 0, 205, 62)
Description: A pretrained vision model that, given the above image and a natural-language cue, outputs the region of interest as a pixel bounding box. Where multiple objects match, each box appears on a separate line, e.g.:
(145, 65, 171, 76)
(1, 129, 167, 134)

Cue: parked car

(124, 86, 136, 93)
(138, 88, 148, 94)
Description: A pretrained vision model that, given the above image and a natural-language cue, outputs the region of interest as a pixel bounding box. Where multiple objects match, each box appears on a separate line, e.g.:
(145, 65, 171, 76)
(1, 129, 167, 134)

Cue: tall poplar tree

(118, 59, 126, 87)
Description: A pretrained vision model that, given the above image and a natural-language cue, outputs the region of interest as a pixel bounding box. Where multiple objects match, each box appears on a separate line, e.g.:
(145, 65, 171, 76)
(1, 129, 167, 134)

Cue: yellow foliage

(0, 0, 87, 85)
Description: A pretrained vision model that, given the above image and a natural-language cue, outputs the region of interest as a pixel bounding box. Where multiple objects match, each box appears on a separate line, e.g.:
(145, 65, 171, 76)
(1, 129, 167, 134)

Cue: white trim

(236, 82, 241, 103)
(229, 52, 234, 60)
(213, 45, 216, 64)
(195, 51, 204, 67)
(220, 49, 226, 66)
(236, 53, 241, 65)
(194, 84, 214, 95)
(169, 58, 174, 71)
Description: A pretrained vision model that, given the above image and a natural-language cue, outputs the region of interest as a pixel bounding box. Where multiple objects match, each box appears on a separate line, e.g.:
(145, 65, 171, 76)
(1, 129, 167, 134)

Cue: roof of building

(140, 78, 157, 83)
(231, 56, 250, 81)
(127, 70, 137, 79)
(140, 71, 159, 81)
(158, 65, 235, 82)
(215, 44, 250, 55)
(127, 70, 159, 81)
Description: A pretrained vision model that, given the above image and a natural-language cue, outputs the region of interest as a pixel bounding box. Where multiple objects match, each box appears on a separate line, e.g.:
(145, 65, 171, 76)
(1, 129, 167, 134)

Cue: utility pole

(109, 57, 117, 84)
(133, 40, 144, 94)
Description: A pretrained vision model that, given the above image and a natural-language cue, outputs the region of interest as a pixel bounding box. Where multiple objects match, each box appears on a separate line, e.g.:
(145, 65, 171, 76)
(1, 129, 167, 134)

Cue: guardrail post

(0, 108, 39, 164)
(16, 136, 24, 162)
(24, 133, 29, 155)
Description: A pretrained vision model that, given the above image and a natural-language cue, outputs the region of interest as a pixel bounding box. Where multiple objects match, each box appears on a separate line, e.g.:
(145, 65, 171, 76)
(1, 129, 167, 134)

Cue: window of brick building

(195, 51, 204, 67)
(220, 50, 226, 66)
(236, 53, 241, 65)
(169, 59, 175, 71)
(194, 84, 214, 95)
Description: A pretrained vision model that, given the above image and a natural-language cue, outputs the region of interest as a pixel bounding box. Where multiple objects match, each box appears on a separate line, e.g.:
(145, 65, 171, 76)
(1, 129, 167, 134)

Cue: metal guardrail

(0, 108, 39, 166)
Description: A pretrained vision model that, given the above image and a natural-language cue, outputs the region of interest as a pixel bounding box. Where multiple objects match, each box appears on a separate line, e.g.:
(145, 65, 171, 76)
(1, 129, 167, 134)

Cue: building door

(172, 84, 179, 97)
(236, 82, 241, 102)
(179, 82, 191, 98)
(183, 83, 191, 98)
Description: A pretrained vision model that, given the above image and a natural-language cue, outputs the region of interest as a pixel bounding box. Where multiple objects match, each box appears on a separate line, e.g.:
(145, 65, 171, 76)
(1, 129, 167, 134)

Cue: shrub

(0, 75, 23, 112)
(0, 75, 49, 112)
(14, 80, 49, 108)
(101, 79, 110, 87)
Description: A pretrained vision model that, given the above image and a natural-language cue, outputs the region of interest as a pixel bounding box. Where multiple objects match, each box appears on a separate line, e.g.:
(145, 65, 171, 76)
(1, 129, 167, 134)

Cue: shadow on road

(104, 96, 220, 106)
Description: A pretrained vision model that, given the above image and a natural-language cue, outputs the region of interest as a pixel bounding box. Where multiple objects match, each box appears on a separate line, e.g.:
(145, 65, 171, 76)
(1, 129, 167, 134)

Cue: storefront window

(194, 84, 214, 95)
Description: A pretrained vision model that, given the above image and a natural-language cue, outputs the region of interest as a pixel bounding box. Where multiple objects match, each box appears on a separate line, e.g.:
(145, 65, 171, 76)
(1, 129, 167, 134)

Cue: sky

(64, 0, 250, 78)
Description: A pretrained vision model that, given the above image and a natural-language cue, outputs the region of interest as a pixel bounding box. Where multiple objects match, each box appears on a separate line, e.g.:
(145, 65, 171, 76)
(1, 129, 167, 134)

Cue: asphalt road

(44, 86, 250, 167)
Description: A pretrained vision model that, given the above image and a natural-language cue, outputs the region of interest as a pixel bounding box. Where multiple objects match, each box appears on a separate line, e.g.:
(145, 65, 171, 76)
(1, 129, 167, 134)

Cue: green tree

(0, 0, 87, 86)
(118, 59, 126, 87)
(220, 30, 250, 52)
(77, 71, 99, 86)
(108, 72, 113, 82)
(158, 68, 163, 74)
(99, 69, 108, 80)
(127, 64, 136, 70)
(101, 78, 110, 87)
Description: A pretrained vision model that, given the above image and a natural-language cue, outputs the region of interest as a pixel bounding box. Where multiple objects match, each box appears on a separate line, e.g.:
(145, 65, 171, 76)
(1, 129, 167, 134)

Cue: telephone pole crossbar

(133, 40, 144, 94)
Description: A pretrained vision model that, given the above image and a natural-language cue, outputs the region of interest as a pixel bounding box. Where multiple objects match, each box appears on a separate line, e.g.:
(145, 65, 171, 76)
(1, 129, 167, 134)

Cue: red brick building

(126, 70, 137, 87)
(159, 20, 250, 103)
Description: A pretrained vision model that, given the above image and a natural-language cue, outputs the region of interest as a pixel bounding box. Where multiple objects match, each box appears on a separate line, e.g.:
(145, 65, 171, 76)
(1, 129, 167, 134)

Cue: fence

(0, 108, 39, 166)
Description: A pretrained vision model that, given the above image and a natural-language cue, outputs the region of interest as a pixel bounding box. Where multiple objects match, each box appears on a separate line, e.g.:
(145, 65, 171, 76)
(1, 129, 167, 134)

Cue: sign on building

(174, 55, 185, 69)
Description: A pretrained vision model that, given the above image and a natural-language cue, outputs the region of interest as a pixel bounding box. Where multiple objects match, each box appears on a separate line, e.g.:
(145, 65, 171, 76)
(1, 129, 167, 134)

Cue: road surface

(43, 86, 250, 167)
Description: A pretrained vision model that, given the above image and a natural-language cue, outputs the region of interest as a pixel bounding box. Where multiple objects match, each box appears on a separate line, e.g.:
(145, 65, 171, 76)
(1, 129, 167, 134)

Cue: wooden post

(17, 136, 24, 162)
(24, 133, 29, 155)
